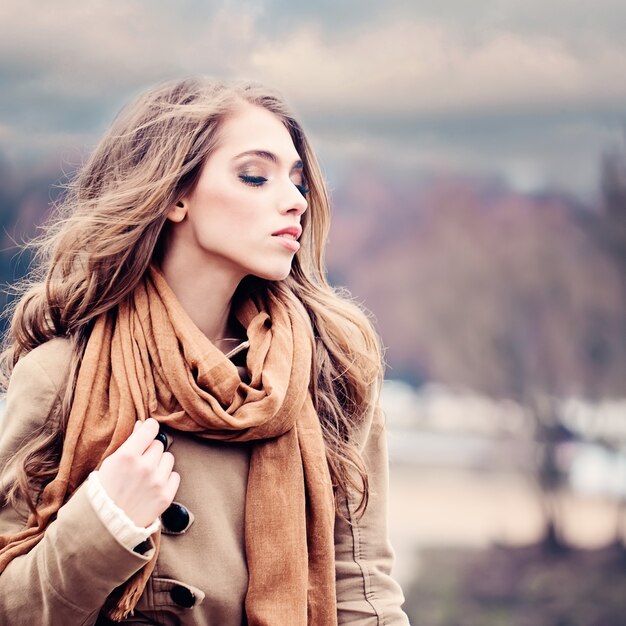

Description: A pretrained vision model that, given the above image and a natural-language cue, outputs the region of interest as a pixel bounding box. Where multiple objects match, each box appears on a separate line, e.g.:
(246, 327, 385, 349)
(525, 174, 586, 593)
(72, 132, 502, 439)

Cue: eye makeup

(239, 174, 267, 187)
(232, 149, 306, 187)
(237, 171, 309, 196)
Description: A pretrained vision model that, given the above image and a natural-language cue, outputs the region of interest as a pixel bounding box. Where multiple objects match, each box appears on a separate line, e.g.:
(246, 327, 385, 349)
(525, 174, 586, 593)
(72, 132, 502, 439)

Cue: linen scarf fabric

(0, 266, 338, 625)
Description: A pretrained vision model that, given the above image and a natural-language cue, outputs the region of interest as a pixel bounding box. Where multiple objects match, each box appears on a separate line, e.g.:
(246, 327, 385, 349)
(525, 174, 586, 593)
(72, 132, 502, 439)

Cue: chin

(251, 264, 294, 282)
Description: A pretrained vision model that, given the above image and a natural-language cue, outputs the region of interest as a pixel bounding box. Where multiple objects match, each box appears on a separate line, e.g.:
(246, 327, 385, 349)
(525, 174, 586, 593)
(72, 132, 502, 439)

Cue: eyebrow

(233, 149, 303, 170)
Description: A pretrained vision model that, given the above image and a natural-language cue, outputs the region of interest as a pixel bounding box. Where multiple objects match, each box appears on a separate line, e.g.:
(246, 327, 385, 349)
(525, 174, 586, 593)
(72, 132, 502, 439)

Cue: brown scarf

(0, 266, 338, 624)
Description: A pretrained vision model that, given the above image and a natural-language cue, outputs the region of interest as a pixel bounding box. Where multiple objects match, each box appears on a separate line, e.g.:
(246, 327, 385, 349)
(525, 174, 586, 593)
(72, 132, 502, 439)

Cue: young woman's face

(166, 103, 309, 284)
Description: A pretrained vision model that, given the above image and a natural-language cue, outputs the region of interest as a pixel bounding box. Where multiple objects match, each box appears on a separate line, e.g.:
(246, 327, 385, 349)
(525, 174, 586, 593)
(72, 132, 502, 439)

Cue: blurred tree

(600, 143, 626, 277)
(593, 142, 626, 549)
(328, 167, 626, 551)
(329, 172, 626, 398)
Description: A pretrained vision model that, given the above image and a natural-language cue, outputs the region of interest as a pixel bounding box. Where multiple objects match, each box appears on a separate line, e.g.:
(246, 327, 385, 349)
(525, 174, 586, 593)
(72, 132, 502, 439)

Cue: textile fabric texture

(0, 266, 337, 625)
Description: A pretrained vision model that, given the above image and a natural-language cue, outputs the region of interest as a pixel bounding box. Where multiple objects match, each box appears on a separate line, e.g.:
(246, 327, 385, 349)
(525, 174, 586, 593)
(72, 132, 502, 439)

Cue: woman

(0, 77, 410, 625)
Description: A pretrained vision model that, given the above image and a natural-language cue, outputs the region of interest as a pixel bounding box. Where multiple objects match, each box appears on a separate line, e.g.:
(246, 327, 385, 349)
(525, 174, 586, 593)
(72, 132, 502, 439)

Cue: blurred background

(1, 1, 626, 624)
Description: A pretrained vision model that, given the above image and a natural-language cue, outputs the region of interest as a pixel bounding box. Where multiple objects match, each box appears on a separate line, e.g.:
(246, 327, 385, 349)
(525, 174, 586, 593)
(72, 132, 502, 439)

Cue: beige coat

(0, 337, 410, 625)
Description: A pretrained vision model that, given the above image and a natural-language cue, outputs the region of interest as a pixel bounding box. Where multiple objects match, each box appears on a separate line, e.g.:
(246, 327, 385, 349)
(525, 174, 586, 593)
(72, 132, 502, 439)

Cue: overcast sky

(1, 0, 625, 197)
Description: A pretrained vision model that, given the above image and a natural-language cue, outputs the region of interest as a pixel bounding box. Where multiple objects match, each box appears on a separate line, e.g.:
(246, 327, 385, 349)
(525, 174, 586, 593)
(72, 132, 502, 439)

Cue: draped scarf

(0, 266, 338, 625)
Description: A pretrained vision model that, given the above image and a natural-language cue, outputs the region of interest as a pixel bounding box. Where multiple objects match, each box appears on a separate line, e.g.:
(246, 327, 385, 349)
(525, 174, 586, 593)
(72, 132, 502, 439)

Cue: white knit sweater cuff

(86, 471, 161, 550)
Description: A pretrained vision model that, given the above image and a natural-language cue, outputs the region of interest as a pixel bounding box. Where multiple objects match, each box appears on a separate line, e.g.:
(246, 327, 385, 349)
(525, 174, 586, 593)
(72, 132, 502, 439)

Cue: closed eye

(295, 183, 310, 196)
(239, 174, 267, 187)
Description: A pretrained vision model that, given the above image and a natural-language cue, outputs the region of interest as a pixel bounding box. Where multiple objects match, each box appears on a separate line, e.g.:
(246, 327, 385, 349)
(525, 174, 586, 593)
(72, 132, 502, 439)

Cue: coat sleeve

(0, 339, 153, 626)
(334, 397, 411, 625)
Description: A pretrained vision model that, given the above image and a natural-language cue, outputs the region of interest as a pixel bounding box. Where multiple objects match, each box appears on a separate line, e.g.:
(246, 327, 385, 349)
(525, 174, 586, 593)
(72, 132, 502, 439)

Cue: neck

(158, 255, 245, 351)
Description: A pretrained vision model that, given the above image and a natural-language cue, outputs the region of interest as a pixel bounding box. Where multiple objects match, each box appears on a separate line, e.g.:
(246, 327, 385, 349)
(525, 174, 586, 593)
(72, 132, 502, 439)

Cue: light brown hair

(1, 77, 383, 515)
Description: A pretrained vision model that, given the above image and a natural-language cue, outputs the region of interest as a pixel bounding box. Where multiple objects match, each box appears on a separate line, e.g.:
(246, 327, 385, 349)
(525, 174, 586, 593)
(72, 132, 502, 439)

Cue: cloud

(2, 2, 625, 121)
(0, 1, 256, 92)
(0, 0, 263, 146)
(0, 0, 624, 195)
(250, 21, 626, 117)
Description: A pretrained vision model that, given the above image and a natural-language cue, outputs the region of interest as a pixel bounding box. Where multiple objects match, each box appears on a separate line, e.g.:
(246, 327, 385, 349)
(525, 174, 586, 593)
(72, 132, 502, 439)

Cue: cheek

(193, 186, 260, 238)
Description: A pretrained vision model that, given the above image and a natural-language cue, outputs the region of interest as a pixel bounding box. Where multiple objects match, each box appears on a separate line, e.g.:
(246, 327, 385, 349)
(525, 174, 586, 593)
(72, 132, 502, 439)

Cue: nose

(281, 181, 308, 217)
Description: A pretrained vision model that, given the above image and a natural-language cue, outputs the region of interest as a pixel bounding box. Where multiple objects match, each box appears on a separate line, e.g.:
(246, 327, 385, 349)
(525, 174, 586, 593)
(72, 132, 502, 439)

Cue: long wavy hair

(0, 77, 383, 516)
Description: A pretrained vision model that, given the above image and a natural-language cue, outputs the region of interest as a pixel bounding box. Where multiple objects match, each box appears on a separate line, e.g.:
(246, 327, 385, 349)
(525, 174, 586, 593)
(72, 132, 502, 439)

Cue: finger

(142, 439, 166, 467)
(118, 418, 160, 455)
(164, 471, 181, 503)
(155, 451, 175, 481)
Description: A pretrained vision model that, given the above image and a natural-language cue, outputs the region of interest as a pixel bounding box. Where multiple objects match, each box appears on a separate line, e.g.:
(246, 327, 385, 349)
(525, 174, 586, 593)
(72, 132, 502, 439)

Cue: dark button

(161, 502, 191, 533)
(170, 584, 196, 608)
(133, 539, 152, 555)
(155, 430, 168, 449)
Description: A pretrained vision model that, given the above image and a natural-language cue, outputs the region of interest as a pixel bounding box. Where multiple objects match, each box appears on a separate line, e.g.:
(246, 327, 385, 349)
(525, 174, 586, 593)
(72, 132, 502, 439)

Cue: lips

(271, 225, 302, 253)
(271, 225, 302, 240)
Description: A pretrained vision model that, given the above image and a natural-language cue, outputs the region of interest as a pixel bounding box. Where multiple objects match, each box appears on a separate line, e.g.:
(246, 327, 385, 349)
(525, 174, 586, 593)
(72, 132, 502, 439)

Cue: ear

(167, 200, 187, 223)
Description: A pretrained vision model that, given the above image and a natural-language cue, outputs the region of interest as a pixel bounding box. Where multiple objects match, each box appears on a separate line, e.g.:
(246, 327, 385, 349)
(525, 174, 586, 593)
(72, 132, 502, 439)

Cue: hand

(98, 418, 180, 528)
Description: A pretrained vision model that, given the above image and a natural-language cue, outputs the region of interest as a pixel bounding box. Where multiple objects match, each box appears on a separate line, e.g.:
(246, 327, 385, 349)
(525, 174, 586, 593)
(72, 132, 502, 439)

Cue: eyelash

(239, 174, 310, 196)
